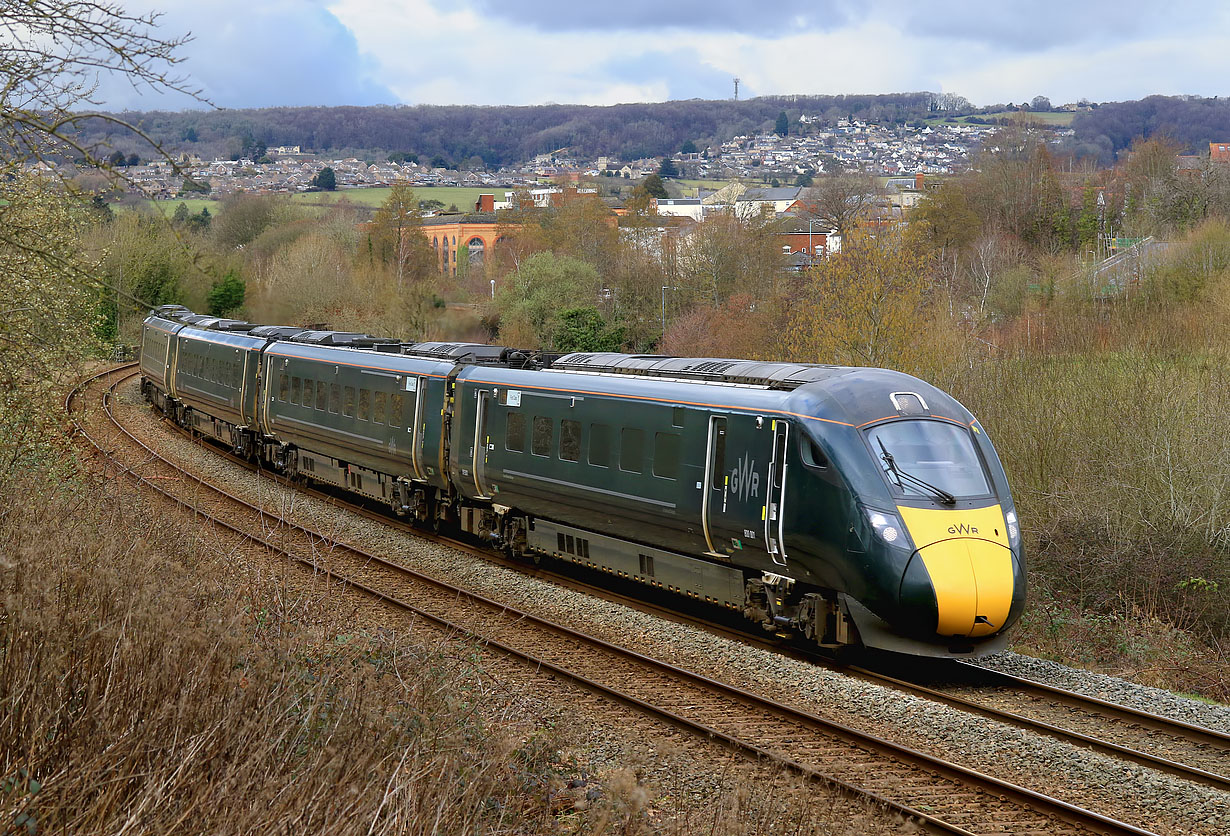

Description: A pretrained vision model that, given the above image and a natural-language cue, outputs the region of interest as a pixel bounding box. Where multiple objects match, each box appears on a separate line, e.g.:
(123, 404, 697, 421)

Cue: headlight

(864, 507, 914, 550)
(1005, 509, 1021, 550)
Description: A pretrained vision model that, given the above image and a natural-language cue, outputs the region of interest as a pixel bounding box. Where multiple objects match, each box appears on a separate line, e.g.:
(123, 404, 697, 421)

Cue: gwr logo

(730, 453, 760, 502)
(948, 523, 979, 535)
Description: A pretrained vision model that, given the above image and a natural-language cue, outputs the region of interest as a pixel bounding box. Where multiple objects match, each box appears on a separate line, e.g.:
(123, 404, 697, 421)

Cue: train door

(471, 388, 493, 499)
(702, 413, 780, 561)
(408, 375, 427, 481)
(701, 416, 727, 556)
(764, 420, 790, 566)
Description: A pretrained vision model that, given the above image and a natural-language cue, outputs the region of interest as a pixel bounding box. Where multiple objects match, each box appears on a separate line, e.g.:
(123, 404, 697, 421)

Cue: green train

(141, 305, 1025, 657)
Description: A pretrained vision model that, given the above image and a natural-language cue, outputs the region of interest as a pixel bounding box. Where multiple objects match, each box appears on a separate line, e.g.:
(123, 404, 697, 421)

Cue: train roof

(287, 330, 402, 350)
(548, 352, 846, 391)
(247, 325, 308, 339)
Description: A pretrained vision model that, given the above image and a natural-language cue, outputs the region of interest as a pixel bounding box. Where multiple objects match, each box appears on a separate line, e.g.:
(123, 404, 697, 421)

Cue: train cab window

(865, 420, 991, 499)
(800, 435, 828, 469)
(389, 393, 404, 427)
(291, 377, 301, 405)
(506, 412, 526, 452)
(531, 416, 552, 457)
(653, 432, 680, 480)
(620, 428, 644, 473)
(560, 419, 581, 462)
(278, 374, 289, 402)
(329, 383, 341, 414)
(315, 381, 327, 411)
(373, 391, 386, 424)
(588, 423, 611, 467)
(343, 386, 355, 417)
(358, 389, 370, 421)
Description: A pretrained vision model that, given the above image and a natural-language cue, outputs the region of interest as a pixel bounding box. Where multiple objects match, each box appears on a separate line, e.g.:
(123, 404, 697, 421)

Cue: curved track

(70, 365, 1188, 836)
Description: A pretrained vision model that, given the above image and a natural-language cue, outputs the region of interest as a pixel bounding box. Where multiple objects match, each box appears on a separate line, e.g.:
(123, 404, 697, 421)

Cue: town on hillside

(60, 115, 1014, 201)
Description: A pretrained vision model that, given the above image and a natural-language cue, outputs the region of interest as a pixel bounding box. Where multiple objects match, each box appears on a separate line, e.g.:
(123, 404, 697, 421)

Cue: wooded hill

(78, 94, 1230, 170)
(82, 93, 940, 166)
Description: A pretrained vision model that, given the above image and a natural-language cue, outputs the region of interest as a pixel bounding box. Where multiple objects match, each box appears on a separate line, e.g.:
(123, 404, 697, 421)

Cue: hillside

(80, 93, 942, 166)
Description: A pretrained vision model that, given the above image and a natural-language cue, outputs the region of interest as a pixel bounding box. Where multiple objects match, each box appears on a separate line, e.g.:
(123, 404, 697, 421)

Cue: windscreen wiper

(877, 439, 957, 505)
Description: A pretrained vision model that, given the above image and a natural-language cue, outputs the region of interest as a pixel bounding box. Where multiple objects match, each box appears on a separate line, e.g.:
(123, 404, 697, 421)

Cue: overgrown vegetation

(0, 474, 587, 834)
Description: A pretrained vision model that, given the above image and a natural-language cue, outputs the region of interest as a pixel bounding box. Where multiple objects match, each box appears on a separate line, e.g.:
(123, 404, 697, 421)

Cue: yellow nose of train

(897, 504, 1016, 638)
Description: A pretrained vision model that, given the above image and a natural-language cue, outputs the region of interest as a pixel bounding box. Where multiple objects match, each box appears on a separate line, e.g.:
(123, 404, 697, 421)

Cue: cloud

(88, 0, 1230, 111)
(896, 0, 1165, 50)
(96, 1, 394, 110)
(599, 49, 739, 102)
(459, 0, 860, 35)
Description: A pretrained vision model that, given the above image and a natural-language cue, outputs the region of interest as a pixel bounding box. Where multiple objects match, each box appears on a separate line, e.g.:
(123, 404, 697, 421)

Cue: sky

(98, 1, 1230, 111)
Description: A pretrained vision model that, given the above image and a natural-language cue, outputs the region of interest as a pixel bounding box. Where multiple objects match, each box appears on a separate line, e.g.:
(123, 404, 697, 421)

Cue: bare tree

(802, 172, 880, 235)
(0, 1, 202, 176)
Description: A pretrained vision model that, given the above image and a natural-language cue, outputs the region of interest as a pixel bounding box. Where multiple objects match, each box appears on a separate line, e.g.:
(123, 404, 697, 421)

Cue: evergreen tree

(641, 174, 668, 199)
(658, 157, 678, 178)
(554, 307, 624, 352)
(774, 111, 789, 137)
(312, 166, 337, 190)
(188, 207, 211, 233)
(206, 270, 245, 316)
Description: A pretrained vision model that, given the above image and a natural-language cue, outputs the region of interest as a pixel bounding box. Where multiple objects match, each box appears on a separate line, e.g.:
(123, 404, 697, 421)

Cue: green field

(290, 185, 507, 211)
(149, 197, 216, 217)
(146, 185, 512, 217)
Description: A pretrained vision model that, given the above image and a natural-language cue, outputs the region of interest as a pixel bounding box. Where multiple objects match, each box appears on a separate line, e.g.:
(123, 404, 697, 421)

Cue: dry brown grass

(0, 471, 576, 834)
(1, 464, 911, 835)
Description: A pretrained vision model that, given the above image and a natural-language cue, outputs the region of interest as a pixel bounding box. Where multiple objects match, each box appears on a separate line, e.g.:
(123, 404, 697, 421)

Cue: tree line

(77, 93, 947, 167)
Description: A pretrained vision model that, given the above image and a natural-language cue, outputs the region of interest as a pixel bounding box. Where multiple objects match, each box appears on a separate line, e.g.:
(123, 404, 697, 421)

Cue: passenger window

(373, 391, 386, 424)
(532, 416, 552, 457)
(653, 432, 680, 480)
(589, 423, 611, 467)
(358, 389, 370, 421)
(389, 393, 403, 427)
(279, 374, 288, 402)
(343, 386, 355, 417)
(315, 381, 327, 411)
(329, 383, 341, 414)
(620, 428, 644, 473)
(291, 377, 301, 405)
(506, 412, 526, 452)
(672, 407, 685, 427)
(560, 420, 581, 462)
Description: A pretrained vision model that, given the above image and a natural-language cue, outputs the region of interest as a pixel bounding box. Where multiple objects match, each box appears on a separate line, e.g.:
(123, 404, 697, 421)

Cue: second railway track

(71, 365, 1229, 835)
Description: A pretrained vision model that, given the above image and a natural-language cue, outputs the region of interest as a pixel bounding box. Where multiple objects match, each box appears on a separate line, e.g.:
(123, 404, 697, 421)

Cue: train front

(792, 375, 1026, 656)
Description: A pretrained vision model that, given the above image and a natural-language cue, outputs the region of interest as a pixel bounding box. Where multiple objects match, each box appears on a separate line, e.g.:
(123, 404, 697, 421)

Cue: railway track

(70, 364, 1207, 835)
